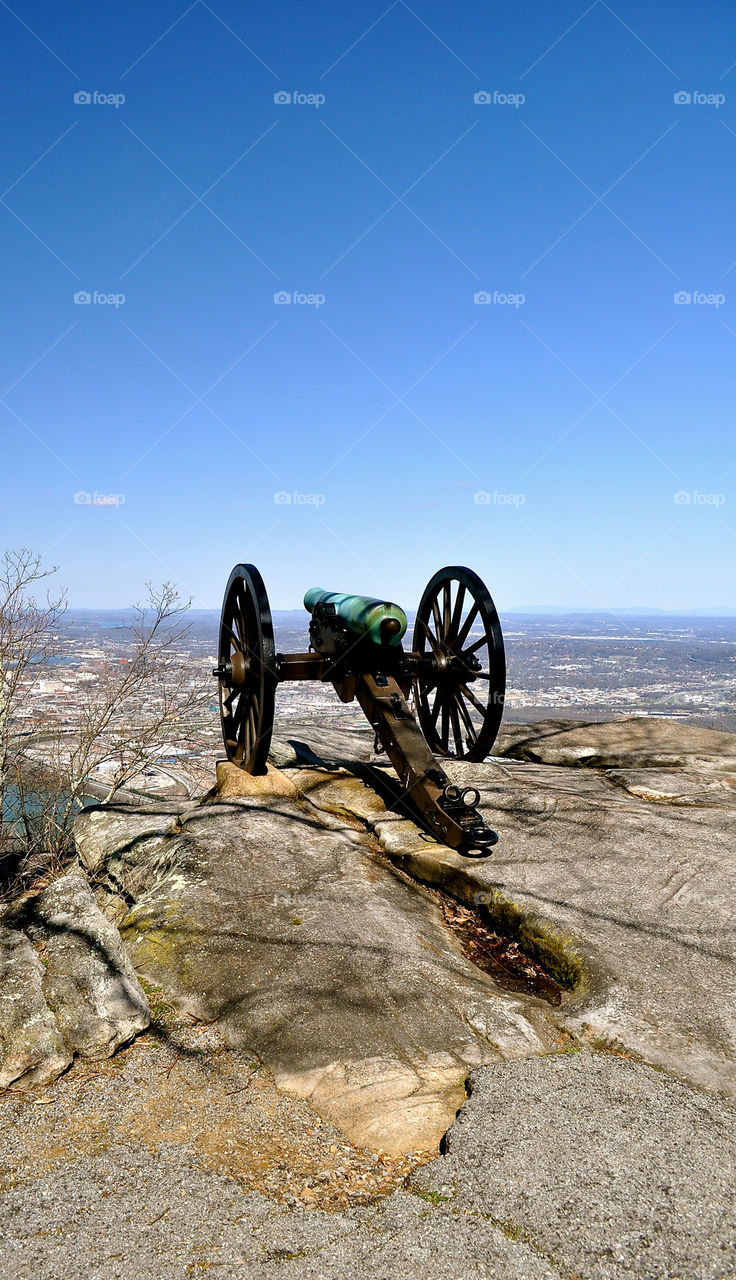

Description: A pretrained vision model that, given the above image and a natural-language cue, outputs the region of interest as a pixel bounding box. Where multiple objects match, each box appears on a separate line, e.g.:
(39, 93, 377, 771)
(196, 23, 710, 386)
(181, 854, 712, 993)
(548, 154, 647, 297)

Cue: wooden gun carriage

(213, 565, 505, 857)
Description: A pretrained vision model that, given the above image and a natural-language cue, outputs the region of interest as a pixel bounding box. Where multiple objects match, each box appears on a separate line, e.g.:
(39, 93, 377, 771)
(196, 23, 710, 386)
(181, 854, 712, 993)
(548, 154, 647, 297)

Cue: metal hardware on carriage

(212, 564, 506, 857)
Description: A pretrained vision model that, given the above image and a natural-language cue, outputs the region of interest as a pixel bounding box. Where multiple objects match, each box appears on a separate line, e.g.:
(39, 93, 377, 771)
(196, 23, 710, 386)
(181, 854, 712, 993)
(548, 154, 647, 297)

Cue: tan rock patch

(215, 761, 298, 799)
(276, 1055, 473, 1154)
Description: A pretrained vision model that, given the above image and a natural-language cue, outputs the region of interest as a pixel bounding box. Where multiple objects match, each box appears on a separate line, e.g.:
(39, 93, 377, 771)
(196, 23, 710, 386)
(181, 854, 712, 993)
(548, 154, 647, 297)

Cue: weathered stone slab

(288, 719, 736, 1099)
(0, 925, 71, 1088)
(83, 793, 566, 1153)
(497, 715, 736, 770)
(270, 717, 373, 770)
(607, 766, 736, 806)
(72, 715, 736, 1149)
(74, 801, 193, 872)
(445, 752, 736, 1094)
(24, 872, 149, 1060)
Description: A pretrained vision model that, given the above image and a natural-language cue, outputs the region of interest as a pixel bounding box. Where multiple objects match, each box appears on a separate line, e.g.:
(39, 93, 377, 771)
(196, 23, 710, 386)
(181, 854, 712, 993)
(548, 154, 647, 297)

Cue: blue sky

(1, 0, 734, 610)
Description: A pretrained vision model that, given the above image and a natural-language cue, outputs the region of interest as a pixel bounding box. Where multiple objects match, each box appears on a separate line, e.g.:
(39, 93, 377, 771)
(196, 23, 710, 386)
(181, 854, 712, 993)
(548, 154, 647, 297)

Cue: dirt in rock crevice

(353, 823, 567, 1005)
(434, 892, 564, 1005)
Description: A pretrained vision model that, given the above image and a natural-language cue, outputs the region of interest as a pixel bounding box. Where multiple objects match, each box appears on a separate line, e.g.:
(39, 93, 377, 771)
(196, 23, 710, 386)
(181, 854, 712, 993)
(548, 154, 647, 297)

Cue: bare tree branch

(1, 552, 210, 902)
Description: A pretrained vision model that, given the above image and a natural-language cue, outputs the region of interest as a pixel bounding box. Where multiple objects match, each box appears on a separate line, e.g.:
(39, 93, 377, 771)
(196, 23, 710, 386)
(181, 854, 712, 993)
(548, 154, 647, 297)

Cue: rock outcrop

(0, 872, 149, 1088)
(495, 714, 736, 770)
(0, 925, 71, 1088)
(4, 713, 733, 1156)
(74, 790, 568, 1154)
(67, 714, 736, 1153)
(24, 872, 149, 1059)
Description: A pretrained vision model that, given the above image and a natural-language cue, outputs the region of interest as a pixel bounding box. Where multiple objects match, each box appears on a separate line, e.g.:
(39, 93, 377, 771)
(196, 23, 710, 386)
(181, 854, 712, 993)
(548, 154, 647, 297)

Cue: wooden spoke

(419, 617, 441, 656)
(223, 622, 243, 653)
(455, 602, 479, 650)
(449, 583, 466, 642)
(463, 634, 488, 657)
(449, 698, 464, 756)
(242, 688, 254, 718)
(454, 691, 478, 744)
(431, 595, 443, 642)
(223, 686, 238, 712)
(234, 586, 247, 638)
(459, 682, 488, 717)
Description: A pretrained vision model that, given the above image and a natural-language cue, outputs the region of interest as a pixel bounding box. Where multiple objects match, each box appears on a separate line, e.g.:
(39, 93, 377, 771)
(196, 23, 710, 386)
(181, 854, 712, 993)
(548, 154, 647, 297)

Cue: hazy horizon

(62, 603, 736, 619)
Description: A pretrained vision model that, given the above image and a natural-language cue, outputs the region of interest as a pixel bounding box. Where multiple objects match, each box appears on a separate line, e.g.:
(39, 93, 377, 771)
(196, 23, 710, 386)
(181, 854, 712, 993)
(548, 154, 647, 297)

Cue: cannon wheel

(412, 566, 505, 762)
(216, 564, 276, 774)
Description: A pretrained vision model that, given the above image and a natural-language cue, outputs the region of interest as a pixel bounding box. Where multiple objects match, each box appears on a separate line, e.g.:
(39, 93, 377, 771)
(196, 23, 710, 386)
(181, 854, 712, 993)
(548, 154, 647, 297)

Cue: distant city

(21, 609, 736, 801)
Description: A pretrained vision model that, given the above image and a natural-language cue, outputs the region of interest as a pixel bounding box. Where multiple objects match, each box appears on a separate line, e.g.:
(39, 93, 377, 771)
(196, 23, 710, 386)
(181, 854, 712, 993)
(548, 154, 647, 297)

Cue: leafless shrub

(0, 550, 210, 902)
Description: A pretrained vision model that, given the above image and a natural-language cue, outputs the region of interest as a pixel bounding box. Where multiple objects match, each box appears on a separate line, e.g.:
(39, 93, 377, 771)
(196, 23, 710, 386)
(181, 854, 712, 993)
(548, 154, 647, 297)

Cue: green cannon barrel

(303, 588, 407, 646)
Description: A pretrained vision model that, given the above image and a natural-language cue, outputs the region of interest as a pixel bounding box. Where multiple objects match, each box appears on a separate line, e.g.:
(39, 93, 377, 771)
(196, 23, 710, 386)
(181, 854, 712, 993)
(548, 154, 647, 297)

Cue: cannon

(212, 565, 505, 856)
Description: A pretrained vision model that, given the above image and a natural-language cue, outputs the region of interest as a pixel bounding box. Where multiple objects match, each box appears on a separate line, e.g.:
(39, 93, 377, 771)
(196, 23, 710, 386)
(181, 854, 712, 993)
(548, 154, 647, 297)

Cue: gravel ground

(417, 1052, 736, 1280)
(0, 989, 556, 1280)
(0, 984, 427, 1212)
(0, 1144, 564, 1280)
(2, 996, 735, 1279)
